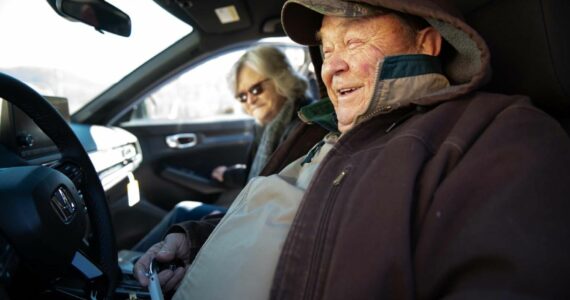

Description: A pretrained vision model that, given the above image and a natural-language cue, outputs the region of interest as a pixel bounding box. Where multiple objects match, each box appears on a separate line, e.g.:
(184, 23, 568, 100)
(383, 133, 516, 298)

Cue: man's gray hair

(228, 45, 308, 101)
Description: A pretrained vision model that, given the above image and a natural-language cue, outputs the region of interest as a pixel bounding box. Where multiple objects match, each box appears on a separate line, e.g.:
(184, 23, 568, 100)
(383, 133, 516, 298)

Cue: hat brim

(281, 1, 325, 46)
(282, 0, 384, 46)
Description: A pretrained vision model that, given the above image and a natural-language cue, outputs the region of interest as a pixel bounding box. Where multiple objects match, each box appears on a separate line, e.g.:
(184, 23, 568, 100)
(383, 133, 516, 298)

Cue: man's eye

(321, 41, 333, 55)
(347, 40, 363, 49)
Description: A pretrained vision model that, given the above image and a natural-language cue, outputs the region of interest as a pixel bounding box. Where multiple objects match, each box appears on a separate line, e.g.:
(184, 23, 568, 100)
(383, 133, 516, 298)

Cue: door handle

(165, 133, 197, 149)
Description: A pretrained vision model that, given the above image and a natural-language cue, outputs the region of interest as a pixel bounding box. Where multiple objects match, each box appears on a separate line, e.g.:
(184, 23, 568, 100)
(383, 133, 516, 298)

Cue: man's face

(319, 15, 419, 133)
(237, 65, 286, 125)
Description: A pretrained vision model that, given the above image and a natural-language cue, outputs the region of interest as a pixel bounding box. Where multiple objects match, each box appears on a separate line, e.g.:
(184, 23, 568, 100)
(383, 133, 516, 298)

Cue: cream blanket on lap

(173, 138, 334, 300)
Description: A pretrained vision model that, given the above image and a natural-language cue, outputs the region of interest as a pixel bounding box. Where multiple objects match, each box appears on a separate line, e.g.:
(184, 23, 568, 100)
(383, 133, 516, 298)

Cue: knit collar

(298, 54, 448, 132)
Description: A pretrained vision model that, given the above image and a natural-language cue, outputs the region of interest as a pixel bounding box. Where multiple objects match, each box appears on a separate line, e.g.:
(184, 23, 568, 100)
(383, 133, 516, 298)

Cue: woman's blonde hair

(228, 45, 308, 101)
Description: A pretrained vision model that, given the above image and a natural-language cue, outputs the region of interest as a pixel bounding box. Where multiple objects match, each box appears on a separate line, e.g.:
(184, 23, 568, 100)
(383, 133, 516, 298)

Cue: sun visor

(158, 0, 252, 33)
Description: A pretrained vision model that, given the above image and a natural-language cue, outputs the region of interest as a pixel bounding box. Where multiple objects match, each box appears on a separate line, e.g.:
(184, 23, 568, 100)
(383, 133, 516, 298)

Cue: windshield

(0, 0, 192, 113)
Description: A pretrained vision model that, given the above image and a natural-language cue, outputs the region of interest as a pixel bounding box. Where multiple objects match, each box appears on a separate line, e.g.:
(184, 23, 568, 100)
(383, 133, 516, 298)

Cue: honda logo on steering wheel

(50, 186, 77, 224)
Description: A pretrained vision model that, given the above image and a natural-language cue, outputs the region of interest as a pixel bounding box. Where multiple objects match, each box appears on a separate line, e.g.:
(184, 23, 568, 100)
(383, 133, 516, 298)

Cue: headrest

(464, 0, 570, 117)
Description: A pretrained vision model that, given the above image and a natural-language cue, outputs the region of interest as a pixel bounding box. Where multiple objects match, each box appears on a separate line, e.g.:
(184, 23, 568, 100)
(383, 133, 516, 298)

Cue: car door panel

(122, 118, 255, 209)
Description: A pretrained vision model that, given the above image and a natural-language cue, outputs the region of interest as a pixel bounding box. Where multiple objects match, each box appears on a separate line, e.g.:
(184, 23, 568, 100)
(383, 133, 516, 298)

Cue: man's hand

(211, 165, 228, 182)
(133, 233, 191, 292)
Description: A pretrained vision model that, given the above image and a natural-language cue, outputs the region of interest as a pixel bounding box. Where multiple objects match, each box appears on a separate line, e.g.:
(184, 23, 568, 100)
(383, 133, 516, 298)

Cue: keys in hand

(147, 259, 164, 300)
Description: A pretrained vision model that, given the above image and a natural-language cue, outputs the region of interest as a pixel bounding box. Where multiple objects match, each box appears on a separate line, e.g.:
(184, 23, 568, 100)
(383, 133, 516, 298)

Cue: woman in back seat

(131, 45, 312, 252)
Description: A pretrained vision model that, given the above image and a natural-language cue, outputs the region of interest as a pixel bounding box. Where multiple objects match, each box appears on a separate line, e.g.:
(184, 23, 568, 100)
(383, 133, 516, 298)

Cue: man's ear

(416, 27, 442, 56)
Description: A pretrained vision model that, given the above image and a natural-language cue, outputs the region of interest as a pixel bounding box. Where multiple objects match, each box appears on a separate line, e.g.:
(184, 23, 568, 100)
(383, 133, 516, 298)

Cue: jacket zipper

(304, 167, 349, 299)
(332, 170, 346, 185)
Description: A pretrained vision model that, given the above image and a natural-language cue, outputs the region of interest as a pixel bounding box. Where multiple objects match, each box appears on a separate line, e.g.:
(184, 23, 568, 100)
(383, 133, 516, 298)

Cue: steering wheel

(0, 73, 120, 298)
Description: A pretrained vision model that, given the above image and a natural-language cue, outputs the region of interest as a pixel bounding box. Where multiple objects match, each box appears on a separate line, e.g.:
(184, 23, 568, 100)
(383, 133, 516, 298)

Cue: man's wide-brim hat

(282, 0, 384, 46)
(281, 0, 491, 87)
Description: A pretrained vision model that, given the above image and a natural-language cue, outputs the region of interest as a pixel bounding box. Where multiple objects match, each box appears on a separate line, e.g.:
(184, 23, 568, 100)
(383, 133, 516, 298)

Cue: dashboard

(0, 97, 142, 191)
(0, 97, 143, 295)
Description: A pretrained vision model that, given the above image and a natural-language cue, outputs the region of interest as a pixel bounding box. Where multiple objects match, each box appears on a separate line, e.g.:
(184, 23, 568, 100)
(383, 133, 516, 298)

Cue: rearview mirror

(47, 0, 131, 37)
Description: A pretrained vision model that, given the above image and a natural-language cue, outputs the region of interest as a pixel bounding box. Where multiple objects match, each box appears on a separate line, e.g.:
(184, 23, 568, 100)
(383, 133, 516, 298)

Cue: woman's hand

(211, 165, 228, 182)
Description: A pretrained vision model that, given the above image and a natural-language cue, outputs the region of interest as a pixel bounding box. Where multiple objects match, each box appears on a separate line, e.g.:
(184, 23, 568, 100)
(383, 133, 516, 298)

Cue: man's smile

(335, 85, 363, 101)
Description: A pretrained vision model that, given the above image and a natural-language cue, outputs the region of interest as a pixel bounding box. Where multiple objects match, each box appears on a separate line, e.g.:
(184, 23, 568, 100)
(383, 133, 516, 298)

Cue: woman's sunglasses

(235, 78, 270, 103)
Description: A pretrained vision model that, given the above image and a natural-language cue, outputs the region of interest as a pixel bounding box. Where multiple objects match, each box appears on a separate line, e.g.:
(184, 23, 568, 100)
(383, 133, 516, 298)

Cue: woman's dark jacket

(220, 97, 311, 188)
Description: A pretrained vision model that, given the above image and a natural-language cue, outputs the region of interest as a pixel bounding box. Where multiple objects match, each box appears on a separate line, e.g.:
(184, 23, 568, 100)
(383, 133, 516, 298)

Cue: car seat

(462, 0, 569, 131)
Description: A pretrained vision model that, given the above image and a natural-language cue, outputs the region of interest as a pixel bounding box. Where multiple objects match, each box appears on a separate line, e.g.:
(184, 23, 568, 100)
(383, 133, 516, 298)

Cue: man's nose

(322, 53, 349, 80)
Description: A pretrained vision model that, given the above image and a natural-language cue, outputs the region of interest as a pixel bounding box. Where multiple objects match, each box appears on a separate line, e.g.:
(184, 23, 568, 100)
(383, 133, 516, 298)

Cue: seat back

(460, 0, 570, 120)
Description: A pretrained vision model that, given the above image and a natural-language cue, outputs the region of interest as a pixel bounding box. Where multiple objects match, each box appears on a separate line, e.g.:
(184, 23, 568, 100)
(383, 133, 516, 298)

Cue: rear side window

(125, 41, 314, 124)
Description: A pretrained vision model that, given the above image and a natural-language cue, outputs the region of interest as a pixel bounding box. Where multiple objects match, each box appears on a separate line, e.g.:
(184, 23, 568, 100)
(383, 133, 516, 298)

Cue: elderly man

(135, 0, 570, 299)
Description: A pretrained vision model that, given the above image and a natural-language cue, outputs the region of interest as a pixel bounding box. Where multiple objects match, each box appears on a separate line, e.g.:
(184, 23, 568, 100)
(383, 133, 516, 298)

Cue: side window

(126, 42, 312, 124)
(128, 50, 247, 123)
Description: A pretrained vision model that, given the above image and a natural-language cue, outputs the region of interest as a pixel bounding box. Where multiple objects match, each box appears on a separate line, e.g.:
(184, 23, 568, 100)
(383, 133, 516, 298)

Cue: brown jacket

(269, 93, 570, 299)
(178, 92, 570, 299)
(268, 0, 570, 298)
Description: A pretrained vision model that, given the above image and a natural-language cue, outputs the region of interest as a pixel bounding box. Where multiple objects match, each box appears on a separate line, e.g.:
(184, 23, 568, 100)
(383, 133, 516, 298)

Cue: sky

(0, 0, 192, 84)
